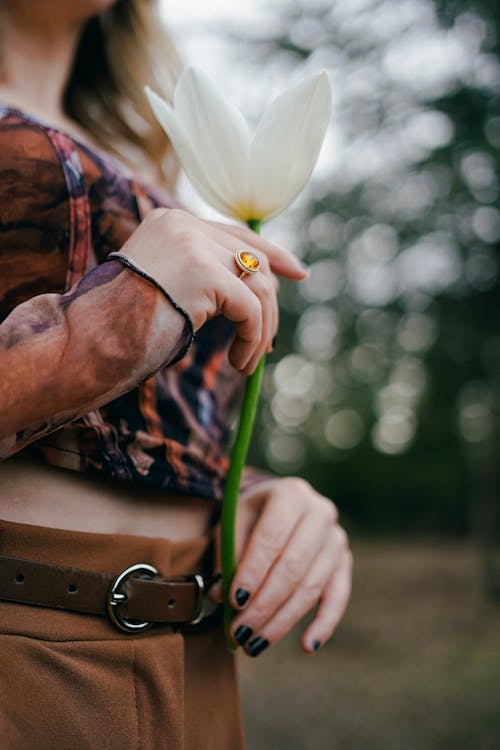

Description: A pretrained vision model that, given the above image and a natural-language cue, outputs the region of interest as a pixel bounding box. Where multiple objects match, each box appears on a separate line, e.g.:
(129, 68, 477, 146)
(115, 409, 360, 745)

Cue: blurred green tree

(232, 0, 500, 563)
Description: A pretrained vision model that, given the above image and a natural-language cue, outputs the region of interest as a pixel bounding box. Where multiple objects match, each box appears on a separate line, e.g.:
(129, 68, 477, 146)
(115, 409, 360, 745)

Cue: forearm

(0, 261, 192, 458)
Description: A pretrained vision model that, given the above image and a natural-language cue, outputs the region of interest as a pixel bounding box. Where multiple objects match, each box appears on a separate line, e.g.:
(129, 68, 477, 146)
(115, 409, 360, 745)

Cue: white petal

(145, 86, 238, 216)
(173, 68, 252, 210)
(249, 71, 332, 220)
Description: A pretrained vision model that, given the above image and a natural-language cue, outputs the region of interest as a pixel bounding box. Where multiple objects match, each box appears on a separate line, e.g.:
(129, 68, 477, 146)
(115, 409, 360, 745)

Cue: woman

(0, 1, 352, 748)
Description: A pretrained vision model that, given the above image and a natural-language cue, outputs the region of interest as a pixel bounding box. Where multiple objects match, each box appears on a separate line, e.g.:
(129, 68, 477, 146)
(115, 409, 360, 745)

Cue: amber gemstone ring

(234, 249, 260, 279)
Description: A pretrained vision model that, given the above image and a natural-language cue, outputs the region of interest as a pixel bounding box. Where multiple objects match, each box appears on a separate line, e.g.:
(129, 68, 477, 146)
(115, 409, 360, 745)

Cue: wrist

(106, 252, 195, 365)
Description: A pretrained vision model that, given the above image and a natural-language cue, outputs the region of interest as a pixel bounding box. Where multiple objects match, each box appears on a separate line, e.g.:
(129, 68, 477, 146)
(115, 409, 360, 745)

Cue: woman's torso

(0, 107, 243, 539)
(0, 456, 212, 539)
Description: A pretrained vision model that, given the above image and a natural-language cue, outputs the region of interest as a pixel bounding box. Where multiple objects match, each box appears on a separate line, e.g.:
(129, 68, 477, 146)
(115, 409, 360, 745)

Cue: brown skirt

(0, 518, 246, 750)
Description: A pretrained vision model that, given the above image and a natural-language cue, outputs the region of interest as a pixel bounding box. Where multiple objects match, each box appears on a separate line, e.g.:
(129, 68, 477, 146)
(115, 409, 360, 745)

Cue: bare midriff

(0, 456, 213, 540)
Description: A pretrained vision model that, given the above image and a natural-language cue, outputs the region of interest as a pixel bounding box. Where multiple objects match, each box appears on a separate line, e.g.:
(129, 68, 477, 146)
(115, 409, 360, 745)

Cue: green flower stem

(247, 218, 262, 233)
(222, 217, 263, 649)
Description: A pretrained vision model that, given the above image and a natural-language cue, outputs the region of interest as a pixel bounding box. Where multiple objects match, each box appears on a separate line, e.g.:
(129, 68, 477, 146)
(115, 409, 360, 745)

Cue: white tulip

(145, 67, 331, 223)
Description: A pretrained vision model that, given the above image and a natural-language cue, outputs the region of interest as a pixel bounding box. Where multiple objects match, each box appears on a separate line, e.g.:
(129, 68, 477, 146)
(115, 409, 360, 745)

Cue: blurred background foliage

(217, 0, 500, 551)
(166, 1, 500, 746)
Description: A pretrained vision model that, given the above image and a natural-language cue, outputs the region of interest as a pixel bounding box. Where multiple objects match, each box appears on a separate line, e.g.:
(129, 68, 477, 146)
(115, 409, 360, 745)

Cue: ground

(239, 539, 500, 750)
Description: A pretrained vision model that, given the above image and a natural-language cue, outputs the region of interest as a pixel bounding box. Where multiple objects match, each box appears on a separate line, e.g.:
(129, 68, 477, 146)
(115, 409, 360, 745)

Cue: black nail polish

(247, 636, 269, 657)
(312, 640, 321, 652)
(271, 336, 277, 348)
(235, 588, 250, 607)
(208, 573, 222, 589)
(234, 624, 253, 646)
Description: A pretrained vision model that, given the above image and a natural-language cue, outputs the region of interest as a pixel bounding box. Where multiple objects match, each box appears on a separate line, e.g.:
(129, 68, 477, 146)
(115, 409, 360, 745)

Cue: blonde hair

(64, 0, 181, 186)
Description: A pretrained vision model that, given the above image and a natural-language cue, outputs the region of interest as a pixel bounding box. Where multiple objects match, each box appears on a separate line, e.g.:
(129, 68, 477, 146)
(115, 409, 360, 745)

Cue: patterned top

(0, 108, 263, 506)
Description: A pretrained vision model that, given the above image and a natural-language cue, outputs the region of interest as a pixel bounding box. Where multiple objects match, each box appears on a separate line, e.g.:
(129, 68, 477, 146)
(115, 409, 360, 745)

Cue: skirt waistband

(0, 517, 212, 573)
(0, 518, 217, 641)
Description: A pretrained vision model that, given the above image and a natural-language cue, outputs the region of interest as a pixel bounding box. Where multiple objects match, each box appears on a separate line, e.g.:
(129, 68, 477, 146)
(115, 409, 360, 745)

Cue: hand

(209, 477, 352, 656)
(118, 208, 307, 374)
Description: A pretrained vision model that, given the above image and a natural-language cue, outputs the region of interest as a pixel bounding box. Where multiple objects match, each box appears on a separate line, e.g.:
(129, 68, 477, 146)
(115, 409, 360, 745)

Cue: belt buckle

(106, 566, 206, 633)
(184, 573, 205, 626)
(107, 563, 158, 633)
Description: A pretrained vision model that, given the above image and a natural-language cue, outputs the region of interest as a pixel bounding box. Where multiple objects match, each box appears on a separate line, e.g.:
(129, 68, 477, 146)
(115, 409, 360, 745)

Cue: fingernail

(234, 624, 253, 646)
(247, 636, 269, 657)
(298, 259, 310, 276)
(312, 640, 321, 652)
(291, 254, 307, 269)
(235, 588, 250, 607)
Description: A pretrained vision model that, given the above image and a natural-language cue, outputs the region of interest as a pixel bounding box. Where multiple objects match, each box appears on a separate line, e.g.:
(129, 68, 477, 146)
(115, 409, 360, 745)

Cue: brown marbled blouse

(0, 108, 264, 508)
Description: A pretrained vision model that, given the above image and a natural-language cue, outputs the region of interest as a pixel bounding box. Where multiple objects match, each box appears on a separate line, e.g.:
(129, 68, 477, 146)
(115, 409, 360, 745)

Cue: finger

(208, 221, 308, 280)
(301, 545, 353, 653)
(234, 487, 267, 563)
(245, 255, 279, 358)
(220, 253, 278, 368)
(211, 229, 282, 347)
(237, 540, 337, 655)
(206, 229, 281, 363)
(267, 276, 280, 353)
(229, 491, 305, 610)
(222, 238, 280, 354)
(220, 268, 264, 371)
(239, 273, 278, 374)
(208, 493, 263, 605)
(235, 252, 275, 345)
(230, 507, 335, 640)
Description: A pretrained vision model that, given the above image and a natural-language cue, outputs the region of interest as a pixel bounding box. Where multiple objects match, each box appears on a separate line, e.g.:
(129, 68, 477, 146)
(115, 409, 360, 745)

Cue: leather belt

(0, 555, 219, 633)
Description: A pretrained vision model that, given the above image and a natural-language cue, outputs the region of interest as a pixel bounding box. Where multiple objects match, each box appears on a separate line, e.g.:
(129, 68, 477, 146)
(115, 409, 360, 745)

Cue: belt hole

(68, 584, 77, 593)
(15, 573, 24, 584)
(168, 598, 176, 608)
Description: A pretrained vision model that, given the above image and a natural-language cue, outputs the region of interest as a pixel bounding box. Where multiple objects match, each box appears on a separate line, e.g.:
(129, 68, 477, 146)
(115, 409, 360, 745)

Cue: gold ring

(234, 249, 260, 280)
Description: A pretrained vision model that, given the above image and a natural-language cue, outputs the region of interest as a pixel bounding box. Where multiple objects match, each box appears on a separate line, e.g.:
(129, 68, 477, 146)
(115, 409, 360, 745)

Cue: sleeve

(0, 123, 192, 459)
